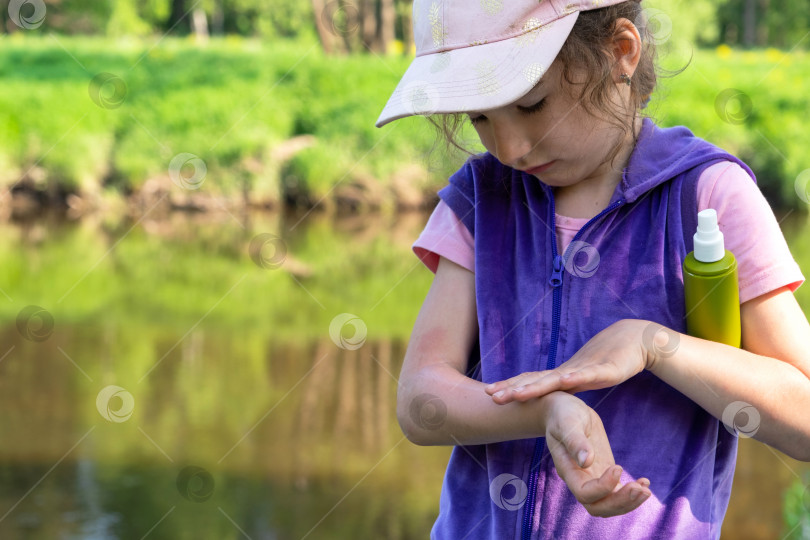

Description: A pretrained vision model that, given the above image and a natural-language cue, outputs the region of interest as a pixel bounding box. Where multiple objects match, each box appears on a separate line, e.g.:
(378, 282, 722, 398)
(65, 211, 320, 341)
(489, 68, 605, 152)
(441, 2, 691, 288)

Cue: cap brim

(375, 11, 579, 128)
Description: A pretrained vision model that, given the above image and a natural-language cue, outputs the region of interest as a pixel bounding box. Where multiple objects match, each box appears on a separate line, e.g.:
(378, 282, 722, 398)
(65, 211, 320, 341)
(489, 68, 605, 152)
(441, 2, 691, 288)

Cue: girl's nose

(489, 119, 533, 169)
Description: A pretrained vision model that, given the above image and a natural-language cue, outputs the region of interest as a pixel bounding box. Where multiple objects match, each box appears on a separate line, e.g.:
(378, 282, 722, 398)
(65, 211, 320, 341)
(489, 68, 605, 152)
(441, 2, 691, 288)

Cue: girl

(376, 1, 810, 539)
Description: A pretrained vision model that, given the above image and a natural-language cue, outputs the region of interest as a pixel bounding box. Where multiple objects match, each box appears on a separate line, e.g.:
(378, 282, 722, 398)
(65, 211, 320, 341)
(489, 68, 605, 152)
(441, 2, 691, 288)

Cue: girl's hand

(543, 392, 652, 517)
(485, 319, 675, 403)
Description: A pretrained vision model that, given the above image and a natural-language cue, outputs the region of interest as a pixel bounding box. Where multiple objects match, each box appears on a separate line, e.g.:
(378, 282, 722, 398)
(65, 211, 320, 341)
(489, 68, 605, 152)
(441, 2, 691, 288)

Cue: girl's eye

(519, 98, 547, 114)
(468, 97, 545, 126)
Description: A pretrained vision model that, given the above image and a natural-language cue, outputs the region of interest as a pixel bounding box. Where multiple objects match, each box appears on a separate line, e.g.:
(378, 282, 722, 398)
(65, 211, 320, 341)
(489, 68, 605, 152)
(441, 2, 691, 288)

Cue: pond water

(0, 207, 808, 539)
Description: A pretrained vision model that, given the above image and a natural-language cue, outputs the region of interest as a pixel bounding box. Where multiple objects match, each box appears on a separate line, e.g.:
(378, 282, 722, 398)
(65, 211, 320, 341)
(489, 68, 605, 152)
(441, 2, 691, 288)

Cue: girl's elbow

(397, 413, 428, 445)
(396, 386, 422, 445)
(396, 403, 433, 445)
(396, 386, 442, 446)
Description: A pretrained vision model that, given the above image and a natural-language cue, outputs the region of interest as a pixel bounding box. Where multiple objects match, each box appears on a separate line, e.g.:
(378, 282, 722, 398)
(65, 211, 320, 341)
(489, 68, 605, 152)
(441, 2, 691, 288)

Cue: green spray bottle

(683, 209, 741, 348)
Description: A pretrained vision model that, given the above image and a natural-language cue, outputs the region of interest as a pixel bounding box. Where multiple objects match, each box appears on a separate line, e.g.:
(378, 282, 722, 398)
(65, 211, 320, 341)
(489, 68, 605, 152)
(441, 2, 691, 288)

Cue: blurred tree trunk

(312, 0, 340, 53)
(167, 0, 190, 33)
(360, 0, 377, 51)
(191, 8, 209, 42)
(743, 0, 756, 47)
(375, 339, 392, 450)
(398, 0, 413, 54)
(211, 0, 225, 35)
(757, 0, 770, 46)
(380, 0, 395, 53)
(359, 344, 374, 451)
(314, 0, 413, 55)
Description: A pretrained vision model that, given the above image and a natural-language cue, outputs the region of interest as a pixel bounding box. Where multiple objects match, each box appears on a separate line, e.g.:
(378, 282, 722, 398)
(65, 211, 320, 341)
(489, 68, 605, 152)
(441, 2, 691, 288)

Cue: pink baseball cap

(375, 0, 633, 127)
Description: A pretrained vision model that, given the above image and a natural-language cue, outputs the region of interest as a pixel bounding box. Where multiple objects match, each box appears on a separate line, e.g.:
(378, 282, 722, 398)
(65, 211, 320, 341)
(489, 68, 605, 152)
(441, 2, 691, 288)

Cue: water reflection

(0, 330, 449, 539)
(0, 209, 808, 539)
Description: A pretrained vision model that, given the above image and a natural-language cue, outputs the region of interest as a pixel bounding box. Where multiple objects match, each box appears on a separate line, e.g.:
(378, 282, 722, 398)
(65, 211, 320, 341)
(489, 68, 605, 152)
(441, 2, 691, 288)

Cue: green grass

(652, 43, 810, 209)
(0, 34, 453, 207)
(782, 472, 810, 538)
(1, 34, 808, 211)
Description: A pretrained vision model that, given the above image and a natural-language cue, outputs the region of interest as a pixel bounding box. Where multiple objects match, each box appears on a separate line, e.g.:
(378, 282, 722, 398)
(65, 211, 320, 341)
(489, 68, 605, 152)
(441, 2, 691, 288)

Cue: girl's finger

(586, 481, 652, 517)
(575, 465, 623, 505)
(485, 372, 539, 394)
(508, 378, 560, 401)
(490, 389, 516, 403)
(490, 382, 541, 403)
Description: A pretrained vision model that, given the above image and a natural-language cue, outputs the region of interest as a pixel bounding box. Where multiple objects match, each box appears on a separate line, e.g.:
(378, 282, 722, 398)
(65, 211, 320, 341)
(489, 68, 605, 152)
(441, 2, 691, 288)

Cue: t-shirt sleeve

(697, 161, 805, 304)
(412, 200, 475, 274)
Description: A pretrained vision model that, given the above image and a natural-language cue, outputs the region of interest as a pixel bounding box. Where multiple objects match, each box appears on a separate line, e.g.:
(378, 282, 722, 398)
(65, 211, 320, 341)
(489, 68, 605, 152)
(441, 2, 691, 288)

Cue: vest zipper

(521, 196, 624, 540)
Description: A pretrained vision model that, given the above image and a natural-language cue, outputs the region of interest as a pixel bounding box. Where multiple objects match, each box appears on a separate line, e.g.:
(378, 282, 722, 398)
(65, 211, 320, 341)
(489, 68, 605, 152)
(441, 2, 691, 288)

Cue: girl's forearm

(397, 363, 556, 446)
(648, 333, 810, 461)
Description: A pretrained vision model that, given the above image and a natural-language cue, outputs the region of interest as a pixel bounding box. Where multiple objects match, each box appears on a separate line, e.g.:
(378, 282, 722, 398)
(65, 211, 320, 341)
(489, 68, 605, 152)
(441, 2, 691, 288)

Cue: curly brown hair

(427, 1, 688, 169)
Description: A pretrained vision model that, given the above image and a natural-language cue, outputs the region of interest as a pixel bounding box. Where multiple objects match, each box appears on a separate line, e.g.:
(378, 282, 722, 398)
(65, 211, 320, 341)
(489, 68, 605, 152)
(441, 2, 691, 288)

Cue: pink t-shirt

(413, 161, 805, 304)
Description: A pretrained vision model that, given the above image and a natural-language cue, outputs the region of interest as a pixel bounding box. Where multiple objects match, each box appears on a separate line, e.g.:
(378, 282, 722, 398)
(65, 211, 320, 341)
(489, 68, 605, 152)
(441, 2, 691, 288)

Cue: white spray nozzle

(693, 209, 725, 263)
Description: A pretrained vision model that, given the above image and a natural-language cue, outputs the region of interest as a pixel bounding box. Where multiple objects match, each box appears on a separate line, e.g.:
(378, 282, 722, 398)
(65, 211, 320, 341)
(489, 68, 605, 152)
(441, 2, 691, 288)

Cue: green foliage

(782, 473, 810, 538)
(1, 36, 809, 211)
(645, 0, 720, 49)
(282, 143, 356, 205)
(226, 0, 316, 39)
(0, 36, 438, 201)
(107, 0, 152, 37)
(26, 0, 315, 39)
(10, 0, 810, 52)
(717, 0, 810, 49)
(650, 45, 810, 210)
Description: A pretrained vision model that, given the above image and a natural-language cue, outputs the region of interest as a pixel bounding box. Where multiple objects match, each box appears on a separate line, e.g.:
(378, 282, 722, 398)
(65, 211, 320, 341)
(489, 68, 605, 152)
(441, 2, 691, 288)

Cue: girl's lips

(525, 161, 556, 175)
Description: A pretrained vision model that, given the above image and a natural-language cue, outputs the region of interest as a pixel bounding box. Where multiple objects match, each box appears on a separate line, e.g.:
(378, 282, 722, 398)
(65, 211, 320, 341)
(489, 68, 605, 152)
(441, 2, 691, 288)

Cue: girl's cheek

(475, 132, 495, 155)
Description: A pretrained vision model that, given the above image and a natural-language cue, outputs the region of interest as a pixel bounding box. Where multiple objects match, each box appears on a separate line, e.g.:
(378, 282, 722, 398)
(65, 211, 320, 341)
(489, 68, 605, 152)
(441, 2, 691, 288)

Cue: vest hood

(607, 117, 756, 204)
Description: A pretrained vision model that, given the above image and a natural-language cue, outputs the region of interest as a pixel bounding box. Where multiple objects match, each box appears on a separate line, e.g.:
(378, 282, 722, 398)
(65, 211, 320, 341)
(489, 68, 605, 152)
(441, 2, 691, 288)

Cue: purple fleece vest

(432, 118, 756, 540)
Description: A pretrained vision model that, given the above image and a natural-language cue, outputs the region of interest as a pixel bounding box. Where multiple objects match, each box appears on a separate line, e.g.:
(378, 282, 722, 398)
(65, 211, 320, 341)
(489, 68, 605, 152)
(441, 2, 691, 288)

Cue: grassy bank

(0, 35, 808, 212)
(0, 35, 450, 213)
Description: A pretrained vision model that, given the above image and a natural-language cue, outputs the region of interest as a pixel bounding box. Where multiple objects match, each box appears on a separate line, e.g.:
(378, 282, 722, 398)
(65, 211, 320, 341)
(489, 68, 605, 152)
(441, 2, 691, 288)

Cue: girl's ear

(610, 17, 642, 81)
